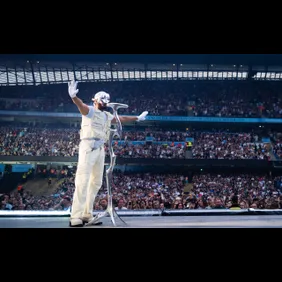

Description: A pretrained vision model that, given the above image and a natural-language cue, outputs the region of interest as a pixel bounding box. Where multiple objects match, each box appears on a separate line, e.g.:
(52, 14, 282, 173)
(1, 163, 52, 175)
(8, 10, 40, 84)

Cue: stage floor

(1, 215, 282, 228)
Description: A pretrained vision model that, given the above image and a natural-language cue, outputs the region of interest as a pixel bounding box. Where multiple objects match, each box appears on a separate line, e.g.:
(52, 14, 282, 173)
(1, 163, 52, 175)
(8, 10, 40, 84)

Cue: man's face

(215, 199, 222, 206)
(239, 201, 246, 209)
(62, 199, 71, 207)
(118, 200, 124, 208)
(198, 199, 204, 207)
(94, 100, 108, 111)
(100, 199, 107, 208)
(98, 102, 108, 111)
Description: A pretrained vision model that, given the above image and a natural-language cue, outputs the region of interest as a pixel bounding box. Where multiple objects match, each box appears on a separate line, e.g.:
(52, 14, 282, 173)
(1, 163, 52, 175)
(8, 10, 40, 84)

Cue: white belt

(81, 138, 105, 152)
(92, 140, 105, 150)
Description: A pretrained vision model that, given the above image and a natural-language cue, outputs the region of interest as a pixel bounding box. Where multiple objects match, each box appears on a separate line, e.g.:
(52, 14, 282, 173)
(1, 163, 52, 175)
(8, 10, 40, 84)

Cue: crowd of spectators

(191, 132, 270, 160)
(270, 131, 282, 159)
(0, 126, 274, 160)
(1, 80, 282, 118)
(1, 171, 282, 210)
(0, 127, 79, 157)
(2, 80, 282, 214)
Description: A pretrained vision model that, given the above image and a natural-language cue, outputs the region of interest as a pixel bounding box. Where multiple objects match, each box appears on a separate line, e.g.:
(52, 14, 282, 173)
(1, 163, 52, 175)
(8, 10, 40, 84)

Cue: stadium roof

(0, 54, 282, 66)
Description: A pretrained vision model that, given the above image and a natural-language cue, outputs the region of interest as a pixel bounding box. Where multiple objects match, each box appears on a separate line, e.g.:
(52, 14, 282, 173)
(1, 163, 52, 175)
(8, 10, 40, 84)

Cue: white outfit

(67, 81, 146, 226)
(71, 106, 114, 221)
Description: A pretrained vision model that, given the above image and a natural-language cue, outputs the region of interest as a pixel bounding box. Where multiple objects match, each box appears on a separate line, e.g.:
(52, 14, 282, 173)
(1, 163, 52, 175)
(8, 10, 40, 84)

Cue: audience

(2, 80, 282, 216)
(0, 126, 273, 160)
(1, 171, 282, 210)
(1, 80, 282, 118)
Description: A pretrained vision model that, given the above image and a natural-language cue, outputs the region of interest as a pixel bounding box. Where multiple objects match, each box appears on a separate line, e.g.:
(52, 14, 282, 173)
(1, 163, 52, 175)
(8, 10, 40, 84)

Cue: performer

(68, 80, 148, 227)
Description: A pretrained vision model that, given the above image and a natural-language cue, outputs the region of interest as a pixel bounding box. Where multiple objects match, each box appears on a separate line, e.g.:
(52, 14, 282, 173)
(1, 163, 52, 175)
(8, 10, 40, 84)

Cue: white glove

(68, 80, 79, 98)
(137, 111, 148, 122)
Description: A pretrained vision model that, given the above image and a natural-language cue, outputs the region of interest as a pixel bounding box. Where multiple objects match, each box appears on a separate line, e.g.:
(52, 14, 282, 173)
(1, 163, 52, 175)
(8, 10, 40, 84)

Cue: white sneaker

(85, 211, 108, 226)
(69, 218, 84, 227)
(81, 216, 101, 225)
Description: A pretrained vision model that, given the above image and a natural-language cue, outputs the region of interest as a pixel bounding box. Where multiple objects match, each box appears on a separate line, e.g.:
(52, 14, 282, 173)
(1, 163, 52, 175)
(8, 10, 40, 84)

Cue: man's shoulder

(83, 105, 94, 118)
(104, 111, 114, 120)
(87, 105, 94, 112)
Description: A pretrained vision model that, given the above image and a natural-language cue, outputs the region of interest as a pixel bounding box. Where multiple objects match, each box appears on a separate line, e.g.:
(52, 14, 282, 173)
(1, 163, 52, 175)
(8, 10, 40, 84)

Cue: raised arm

(112, 111, 148, 124)
(68, 80, 89, 116)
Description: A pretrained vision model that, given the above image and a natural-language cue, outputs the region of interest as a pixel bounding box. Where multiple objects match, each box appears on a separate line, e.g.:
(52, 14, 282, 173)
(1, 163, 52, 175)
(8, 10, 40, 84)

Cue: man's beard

(98, 103, 107, 111)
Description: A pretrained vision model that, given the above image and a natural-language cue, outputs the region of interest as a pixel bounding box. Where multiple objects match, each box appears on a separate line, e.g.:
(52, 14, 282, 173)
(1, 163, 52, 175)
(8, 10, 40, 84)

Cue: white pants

(71, 140, 105, 220)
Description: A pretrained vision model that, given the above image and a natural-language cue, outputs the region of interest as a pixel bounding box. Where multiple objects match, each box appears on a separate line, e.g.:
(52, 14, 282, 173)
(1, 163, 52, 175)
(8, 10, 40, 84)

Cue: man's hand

(137, 111, 148, 122)
(68, 80, 89, 115)
(68, 80, 79, 98)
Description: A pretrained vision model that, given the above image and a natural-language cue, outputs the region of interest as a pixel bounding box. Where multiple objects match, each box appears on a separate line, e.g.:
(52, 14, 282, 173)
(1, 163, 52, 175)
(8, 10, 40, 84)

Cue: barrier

(1, 110, 282, 124)
(1, 209, 282, 217)
(0, 156, 271, 168)
(161, 209, 250, 216)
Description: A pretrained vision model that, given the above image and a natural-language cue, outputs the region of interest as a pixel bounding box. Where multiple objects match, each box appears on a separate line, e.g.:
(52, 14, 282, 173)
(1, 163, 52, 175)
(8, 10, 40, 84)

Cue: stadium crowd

(0, 126, 273, 160)
(191, 132, 270, 160)
(1, 172, 282, 211)
(1, 80, 282, 118)
(3, 62, 282, 220)
(271, 131, 282, 159)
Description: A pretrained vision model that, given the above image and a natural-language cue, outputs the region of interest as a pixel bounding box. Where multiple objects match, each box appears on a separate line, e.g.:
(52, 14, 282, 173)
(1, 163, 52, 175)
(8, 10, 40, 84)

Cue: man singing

(68, 80, 148, 227)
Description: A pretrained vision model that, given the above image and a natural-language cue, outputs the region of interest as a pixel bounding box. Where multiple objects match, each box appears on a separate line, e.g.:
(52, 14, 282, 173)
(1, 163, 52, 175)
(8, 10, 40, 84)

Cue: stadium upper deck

(1, 54, 282, 86)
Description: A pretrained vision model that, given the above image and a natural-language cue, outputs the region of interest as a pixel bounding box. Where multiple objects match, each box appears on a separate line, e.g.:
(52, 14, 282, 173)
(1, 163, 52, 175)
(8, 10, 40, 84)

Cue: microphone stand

(104, 103, 128, 226)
